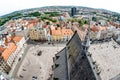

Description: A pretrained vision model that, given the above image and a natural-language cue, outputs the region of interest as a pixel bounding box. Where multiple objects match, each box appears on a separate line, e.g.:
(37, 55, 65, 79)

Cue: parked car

(32, 76, 37, 80)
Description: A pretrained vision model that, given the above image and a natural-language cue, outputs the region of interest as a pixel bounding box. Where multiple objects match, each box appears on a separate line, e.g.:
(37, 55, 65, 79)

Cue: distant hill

(0, 6, 120, 18)
(0, 11, 19, 18)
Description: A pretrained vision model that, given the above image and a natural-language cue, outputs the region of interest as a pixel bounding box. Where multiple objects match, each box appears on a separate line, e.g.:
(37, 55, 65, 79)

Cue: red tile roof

(51, 29, 73, 36)
(0, 46, 5, 52)
(4, 36, 23, 46)
(61, 29, 73, 36)
(2, 43, 17, 61)
(13, 36, 22, 42)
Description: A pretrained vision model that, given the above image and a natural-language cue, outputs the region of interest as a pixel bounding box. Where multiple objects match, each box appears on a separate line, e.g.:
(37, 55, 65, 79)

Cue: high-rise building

(71, 7, 76, 16)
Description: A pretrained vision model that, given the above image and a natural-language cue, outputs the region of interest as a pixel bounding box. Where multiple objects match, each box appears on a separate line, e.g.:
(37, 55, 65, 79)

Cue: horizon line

(0, 5, 119, 17)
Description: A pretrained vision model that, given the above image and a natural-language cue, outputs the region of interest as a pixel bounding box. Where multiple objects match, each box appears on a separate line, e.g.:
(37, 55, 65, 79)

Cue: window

(40, 32, 42, 34)
(56, 56, 60, 60)
(55, 64, 59, 68)
(68, 54, 72, 59)
(53, 78, 59, 80)
(68, 46, 70, 49)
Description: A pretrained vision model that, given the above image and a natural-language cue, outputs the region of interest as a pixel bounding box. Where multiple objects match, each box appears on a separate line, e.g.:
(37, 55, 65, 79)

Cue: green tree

(92, 17, 97, 21)
(0, 13, 23, 26)
(56, 24, 60, 27)
(28, 12, 41, 17)
(52, 19, 57, 23)
(92, 12, 96, 14)
(44, 12, 59, 17)
(0, 18, 9, 26)
(84, 20, 89, 24)
(0, 18, 2, 26)
(107, 17, 111, 22)
(46, 21, 50, 25)
(78, 19, 84, 27)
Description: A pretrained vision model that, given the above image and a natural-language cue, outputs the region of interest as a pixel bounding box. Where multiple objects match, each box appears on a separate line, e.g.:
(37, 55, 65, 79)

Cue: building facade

(29, 28, 47, 41)
(0, 35, 25, 74)
(51, 29, 73, 42)
(0, 56, 11, 74)
(71, 7, 77, 16)
(51, 30, 62, 41)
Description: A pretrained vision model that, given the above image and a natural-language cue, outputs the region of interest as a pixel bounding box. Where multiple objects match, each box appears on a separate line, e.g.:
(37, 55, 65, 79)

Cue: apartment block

(29, 27, 47, 41)
(51, 29, 73, 41)
(0, 35, 25, 74)
(0, 55, 11, 74)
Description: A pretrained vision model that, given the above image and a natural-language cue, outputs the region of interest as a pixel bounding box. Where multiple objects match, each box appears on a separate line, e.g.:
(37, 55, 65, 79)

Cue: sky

(0, 0, 120, 16)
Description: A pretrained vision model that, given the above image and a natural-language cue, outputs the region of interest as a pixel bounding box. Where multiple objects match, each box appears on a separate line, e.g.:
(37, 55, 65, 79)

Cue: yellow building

(29, 28, 40, 40)
(51, 29, 73, 41)
(29, 28, 47, 41)
(51, 30, 62, 41)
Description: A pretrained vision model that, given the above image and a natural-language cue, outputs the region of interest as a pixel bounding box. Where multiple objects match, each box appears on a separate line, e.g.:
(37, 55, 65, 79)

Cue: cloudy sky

(0, 0, 120, 16)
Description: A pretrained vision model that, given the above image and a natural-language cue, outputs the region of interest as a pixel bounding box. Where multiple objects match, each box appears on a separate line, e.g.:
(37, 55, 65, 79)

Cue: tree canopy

(78, 19, 84, 27)
(44, 12, 60, 17)
(28, 12, 41, 17)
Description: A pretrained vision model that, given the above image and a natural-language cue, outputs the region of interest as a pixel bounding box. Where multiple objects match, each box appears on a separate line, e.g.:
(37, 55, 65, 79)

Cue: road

(9, 43, 30, 79)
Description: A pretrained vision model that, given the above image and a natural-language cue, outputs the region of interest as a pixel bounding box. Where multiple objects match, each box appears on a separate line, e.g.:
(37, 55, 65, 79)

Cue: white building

(1, 36, 25, 67)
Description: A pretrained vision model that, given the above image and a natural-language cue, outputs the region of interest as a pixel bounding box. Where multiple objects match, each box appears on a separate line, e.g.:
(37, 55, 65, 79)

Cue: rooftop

(72, 24, 88, 41)
(0, 46, 5, 52)
(4, 36, 23, 46)
(53, 48, 68, 80)
(13, 36, 22, 42)
(51, 29, 73, 36)
(2, 42, 17, 61)
(61, 29, 73, 36)
(89, 39, 120, 80)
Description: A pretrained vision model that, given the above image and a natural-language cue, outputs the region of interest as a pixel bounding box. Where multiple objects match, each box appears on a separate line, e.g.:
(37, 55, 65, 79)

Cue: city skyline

(1, 3, 120, 79)
(0, 0, 120, 16)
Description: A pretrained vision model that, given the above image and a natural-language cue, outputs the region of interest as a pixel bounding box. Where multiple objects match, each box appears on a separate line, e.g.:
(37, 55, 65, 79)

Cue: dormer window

(55, 64, 59, 68)
(53, 78, 59, 80)
(56, 56, 60, 60)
